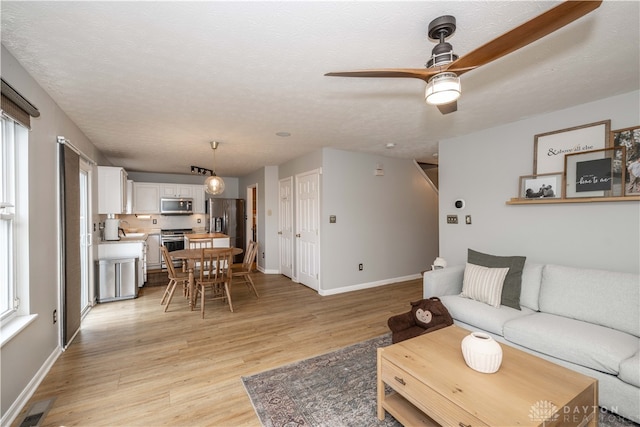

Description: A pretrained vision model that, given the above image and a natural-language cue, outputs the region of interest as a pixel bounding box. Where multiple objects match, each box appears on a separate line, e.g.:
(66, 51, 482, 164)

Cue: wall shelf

(506, 196, 640, 205)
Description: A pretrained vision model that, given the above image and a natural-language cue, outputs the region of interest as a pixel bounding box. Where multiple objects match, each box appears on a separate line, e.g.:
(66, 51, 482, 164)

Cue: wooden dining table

(169, 247, 243, 309)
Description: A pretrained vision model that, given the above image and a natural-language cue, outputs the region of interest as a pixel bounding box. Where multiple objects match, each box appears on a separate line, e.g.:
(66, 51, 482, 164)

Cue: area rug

(242, 334, 638, 427)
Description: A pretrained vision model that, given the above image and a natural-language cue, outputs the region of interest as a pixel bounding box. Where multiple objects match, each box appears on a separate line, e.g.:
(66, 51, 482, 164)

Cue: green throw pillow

(467, 249, 526, 310)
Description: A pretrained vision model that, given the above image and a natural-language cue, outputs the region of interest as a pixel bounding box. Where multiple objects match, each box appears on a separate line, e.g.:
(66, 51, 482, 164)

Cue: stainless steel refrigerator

(207, 198, 245, 263)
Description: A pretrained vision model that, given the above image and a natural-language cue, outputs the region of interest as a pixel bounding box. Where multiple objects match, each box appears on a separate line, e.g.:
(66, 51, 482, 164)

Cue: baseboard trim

(1, 346, 62, 427)
(319, 273, 422, 296)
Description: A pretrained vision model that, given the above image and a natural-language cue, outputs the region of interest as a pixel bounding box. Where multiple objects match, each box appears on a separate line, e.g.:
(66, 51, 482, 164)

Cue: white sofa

(423, 262, 640, 423)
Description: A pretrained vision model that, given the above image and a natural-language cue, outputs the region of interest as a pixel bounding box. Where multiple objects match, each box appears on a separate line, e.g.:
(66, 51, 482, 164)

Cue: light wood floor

(14, 272, 423, 427)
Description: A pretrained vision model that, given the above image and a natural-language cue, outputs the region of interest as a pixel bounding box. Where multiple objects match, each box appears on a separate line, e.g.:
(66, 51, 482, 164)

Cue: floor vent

(18, 397, 55, 427)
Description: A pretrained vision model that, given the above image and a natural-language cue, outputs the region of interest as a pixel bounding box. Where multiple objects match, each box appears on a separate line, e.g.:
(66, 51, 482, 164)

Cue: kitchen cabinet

(125, 180, 133, 214)
(146, 233, 161, 270)
(160, 184, 193, 198)
(98, 166, 128, 214)
(134, 182, 205, 214)
(192, 185, 205, 214)
(133, 182, 160, 213)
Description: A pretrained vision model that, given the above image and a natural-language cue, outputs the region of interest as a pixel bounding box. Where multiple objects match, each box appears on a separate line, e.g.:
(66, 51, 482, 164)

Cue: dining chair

(188, 237, 213, 272)
(193, 247, 234, 318)
(231, 240, 259, 298)
(160, 245, 190, 312)
(188, 237, 213, 249)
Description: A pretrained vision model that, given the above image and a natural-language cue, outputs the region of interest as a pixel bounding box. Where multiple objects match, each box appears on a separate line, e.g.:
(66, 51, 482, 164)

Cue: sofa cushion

(539, 264, 640, 337)
(468, 249, 526, 310)
(460, 263, 509, 308)
(504, 312, 639, 375)
(619, 352, 640, 387)
(440, 295, 534, 337)
(519, 262, 543, 312)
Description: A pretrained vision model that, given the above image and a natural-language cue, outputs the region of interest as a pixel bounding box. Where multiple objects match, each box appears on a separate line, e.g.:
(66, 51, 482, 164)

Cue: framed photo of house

(564, 146, 626, 198)
(518, 173, 562, 199)
(612, 125, 640, 195)
(534, 120, 611, 175)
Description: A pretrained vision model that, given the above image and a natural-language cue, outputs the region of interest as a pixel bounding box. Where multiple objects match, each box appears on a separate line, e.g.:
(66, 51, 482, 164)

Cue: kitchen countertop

(184, 232, 229, 239)
(101, 234, 147, 243)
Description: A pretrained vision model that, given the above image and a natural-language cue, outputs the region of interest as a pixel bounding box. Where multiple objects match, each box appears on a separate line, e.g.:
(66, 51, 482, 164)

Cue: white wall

(276, 147, 439, 292)
(439, 91, 640, 273)
(321, 148, 439, 292)
(1, 45, 108, 419)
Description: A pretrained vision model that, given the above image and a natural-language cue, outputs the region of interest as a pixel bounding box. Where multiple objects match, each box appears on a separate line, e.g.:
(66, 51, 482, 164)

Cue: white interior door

(278, 177, 293, 278)
(295, 170, 320, 290)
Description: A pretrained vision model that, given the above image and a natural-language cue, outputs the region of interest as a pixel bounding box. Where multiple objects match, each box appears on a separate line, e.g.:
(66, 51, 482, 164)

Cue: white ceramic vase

(461, 331, 503, 374)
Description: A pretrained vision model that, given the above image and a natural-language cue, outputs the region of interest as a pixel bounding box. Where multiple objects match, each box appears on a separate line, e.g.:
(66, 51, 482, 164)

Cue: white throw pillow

(461, 262, 510, 308)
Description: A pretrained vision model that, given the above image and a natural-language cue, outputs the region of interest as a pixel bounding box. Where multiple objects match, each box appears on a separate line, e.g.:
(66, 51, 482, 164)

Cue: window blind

(1, 78, 40, 128)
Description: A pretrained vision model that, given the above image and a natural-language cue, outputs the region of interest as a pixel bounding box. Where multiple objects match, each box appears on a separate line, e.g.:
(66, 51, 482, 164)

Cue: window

(0, 115, 27, 322)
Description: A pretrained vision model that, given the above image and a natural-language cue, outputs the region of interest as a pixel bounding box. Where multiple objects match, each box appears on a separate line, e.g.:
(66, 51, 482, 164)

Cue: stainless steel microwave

(160, 198, 193, 215)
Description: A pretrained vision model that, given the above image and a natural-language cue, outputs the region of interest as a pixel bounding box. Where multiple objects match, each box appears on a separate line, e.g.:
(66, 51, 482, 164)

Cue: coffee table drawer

(381, 358, 484, 427)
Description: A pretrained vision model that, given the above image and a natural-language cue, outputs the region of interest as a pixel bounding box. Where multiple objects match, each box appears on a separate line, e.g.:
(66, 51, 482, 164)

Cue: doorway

(246, 183, 258, 260)
(278, 177, 293, 278)
(79, 160, 93, 316)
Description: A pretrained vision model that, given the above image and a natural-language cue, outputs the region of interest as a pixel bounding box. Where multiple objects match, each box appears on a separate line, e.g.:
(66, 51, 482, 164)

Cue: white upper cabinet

(192, 184, 205, 214)
(160, 184, 193, 198)
(133, 183, 160, 214)
(132, 182, 205, 214)
(98, 166, 128, 214)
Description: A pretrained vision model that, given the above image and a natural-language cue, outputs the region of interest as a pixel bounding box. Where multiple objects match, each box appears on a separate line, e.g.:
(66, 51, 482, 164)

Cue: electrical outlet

(465, 215, 472, 225)
(153, 219, 157, 224)
(197, 218, 201, 223)
(358, 263, 363, 271)
(52, 309, 57, 324)
(447, 215, 458, 224)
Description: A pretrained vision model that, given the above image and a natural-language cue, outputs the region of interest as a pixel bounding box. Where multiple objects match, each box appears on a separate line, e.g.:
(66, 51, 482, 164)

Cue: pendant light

(204, 141, 225, 195)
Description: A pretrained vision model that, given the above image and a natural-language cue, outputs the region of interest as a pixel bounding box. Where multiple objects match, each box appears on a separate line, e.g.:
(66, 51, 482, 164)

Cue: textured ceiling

(2, 1, 639, 177)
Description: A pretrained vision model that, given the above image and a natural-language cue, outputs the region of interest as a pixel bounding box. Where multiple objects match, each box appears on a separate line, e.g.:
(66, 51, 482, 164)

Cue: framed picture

(518, 173, 562, 199)
(534, 120, 611, 174)
(612, 126, 640, 195)
(564, 146, 626, 198)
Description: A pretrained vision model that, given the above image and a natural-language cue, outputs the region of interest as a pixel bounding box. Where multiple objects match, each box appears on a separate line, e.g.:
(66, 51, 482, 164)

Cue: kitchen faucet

(119, 220, 129, 236)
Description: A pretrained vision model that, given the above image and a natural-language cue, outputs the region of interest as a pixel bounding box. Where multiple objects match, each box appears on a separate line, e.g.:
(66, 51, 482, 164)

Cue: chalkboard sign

(564, 146, 626, 198)
(575, 158, 612, 192)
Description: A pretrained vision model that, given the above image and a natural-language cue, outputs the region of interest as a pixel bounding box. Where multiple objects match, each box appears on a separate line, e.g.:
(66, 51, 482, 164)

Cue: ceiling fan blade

(450, 0, 602, 74)
(437, 101, 457, 115)
(325, 68, 442, 82)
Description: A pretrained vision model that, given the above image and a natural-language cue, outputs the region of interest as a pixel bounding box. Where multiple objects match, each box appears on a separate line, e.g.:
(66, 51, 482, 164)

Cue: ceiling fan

(325, 1, 602, 115)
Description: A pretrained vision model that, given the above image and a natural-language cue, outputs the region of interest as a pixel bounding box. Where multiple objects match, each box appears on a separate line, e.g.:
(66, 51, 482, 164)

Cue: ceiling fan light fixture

(204, 141, 225, 195)
(425, 72, 461, 105)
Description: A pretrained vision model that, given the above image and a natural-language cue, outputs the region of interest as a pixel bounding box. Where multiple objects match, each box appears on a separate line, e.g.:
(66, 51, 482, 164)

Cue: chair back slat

(242, 241, 258, 273)
(161, 245, 178, 278)
(189, 237, 213, 249)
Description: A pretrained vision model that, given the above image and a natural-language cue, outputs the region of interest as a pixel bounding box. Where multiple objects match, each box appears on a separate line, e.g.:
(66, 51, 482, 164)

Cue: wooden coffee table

(377, 325, 598, 427)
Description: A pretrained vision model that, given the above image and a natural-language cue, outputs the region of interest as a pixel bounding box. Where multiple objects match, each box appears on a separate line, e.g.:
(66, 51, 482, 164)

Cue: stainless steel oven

(160, 228, 192, 269)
